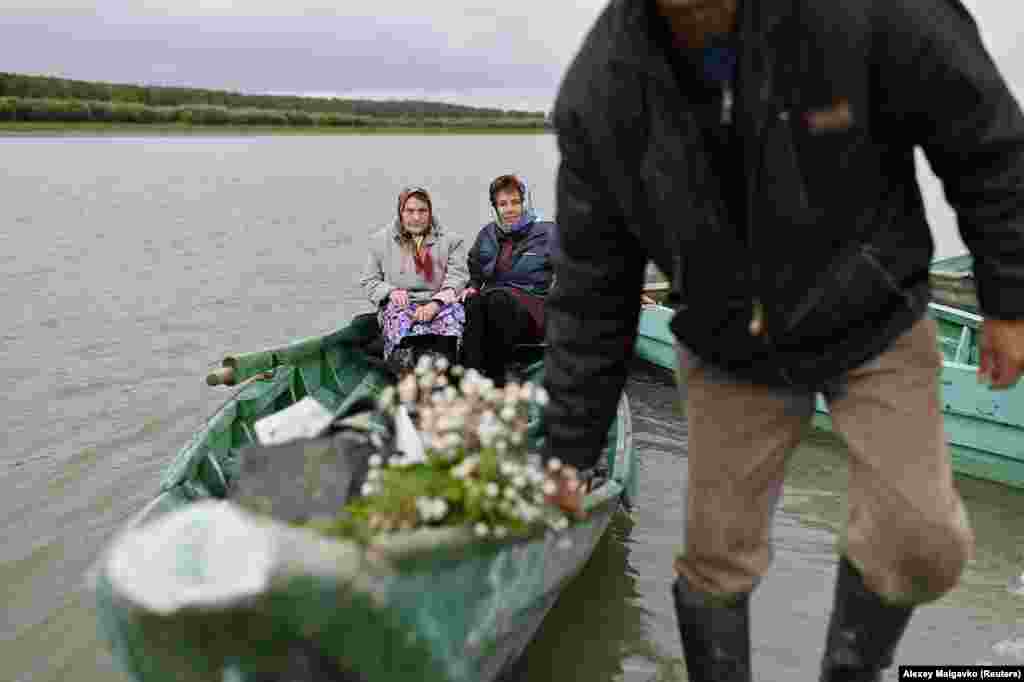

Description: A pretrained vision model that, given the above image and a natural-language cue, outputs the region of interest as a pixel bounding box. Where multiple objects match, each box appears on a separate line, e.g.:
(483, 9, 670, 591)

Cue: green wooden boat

(637, 257, 1024, 489)
(929, 253, 978, 312)
(822, 299, 1024, 490)
(94, 314, 637, 682)
(635, 302, 677, 372)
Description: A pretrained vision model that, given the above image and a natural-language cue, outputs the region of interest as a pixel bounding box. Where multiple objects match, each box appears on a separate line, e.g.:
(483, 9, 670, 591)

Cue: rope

(197, 369, 276, 431)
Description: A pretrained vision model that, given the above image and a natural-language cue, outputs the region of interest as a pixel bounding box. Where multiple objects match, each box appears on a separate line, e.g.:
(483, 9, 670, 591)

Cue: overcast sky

(1, 1, 1022, 112)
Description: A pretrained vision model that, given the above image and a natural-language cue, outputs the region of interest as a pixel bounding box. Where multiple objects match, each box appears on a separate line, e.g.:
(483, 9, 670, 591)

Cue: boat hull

(637, 302, 1024, 489)
(635, 304, 677, 372)
(96, 496, 621, 682)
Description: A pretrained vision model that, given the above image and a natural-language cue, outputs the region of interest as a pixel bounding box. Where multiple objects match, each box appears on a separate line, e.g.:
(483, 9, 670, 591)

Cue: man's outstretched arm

(543, 109, 648, 470)
(879, 0, 1024, 386)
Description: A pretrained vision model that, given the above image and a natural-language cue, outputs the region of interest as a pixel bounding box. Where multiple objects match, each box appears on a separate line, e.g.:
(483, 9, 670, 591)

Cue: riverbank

(0, 121, 551, 136)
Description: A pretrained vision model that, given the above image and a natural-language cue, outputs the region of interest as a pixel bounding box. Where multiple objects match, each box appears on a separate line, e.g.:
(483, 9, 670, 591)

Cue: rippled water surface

(1, 135, 1020, 682)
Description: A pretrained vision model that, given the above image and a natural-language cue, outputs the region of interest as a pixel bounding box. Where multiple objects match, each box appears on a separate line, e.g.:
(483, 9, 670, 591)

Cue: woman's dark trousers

(460, 290, 535, 383)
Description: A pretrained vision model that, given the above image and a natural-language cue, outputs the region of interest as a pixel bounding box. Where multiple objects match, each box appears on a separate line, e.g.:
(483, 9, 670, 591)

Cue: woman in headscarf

(460, 174, 555, 383)
(360, 186, 469, 370)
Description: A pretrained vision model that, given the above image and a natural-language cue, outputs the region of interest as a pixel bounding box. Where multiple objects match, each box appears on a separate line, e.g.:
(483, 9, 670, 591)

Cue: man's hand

(413, 301, 440, 323)
(543, 463, 588, 520)
(977, 318, 1024, 389)
(460, 287, 479, 303)
(389, 289, 409, 307)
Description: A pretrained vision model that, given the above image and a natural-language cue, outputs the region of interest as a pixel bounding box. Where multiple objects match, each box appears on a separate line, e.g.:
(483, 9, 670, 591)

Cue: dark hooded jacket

(467, 221, 555, 298)
(543, 0, 1024, 469)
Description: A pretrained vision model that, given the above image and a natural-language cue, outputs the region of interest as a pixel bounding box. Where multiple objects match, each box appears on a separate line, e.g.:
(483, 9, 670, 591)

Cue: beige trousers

(674, 317, 975, 605)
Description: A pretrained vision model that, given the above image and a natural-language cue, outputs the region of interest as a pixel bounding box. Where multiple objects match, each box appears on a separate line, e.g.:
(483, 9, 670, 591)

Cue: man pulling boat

(542, 0, 1024, 679)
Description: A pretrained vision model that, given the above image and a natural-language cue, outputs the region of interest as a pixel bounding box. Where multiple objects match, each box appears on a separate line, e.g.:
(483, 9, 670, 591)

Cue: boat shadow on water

(499, 511, 658, 682)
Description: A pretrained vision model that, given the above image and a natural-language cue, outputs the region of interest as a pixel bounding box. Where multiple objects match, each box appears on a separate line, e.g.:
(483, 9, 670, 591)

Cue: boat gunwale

(930, 301, 983, 326)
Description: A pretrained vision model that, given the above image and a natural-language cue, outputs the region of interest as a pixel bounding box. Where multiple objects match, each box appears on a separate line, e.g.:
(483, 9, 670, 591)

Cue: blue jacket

(467, 220, 555, 297)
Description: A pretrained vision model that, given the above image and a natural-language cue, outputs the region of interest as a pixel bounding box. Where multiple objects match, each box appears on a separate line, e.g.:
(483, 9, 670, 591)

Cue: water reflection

(506, 512, 652, 681)
(786, 428, 1024, 619)
(500, 367, 692, 682)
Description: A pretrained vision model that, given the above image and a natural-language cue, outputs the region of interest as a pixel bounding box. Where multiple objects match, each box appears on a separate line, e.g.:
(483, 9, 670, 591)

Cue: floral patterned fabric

(378, 299, 466, 359)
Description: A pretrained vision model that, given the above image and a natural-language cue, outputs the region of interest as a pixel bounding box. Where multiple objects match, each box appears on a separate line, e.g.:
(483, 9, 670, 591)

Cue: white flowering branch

(328, 355, 585, 542)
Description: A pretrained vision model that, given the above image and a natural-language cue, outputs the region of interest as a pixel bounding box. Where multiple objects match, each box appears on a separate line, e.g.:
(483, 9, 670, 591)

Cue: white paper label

(253, 396, 334, 445)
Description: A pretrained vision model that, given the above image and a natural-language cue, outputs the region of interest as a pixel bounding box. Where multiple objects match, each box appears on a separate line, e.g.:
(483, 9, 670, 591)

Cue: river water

(0, 134, 1020, 682)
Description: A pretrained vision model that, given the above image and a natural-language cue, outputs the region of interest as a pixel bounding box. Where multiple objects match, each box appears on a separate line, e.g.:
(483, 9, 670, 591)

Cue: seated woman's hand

(433, 288, 457, 306)
(389, 289, 409, 307)
(413, 301, 441, 322)
(460, 287, 479, 303)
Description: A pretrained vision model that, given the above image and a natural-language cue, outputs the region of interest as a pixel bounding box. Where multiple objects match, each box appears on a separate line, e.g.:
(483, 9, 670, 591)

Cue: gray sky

(1, 1, 1021, 112)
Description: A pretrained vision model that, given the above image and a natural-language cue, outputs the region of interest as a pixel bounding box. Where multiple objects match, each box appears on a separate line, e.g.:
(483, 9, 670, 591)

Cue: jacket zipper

(721, 84, 734, 125)
(725, 78, 766, 339)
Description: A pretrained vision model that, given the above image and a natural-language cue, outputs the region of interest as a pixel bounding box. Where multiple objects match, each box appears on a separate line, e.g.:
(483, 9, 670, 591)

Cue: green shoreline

(0, 121, 551, 136)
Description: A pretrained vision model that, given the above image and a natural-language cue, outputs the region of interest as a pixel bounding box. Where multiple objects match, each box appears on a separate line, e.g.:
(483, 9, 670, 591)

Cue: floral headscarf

(489, 175, 541, 235)
(394, 186, 441, 282)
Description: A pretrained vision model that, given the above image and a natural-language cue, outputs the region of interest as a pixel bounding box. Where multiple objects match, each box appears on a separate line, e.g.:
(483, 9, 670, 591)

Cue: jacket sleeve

(542, 107, 648, 471)
(879, 0, 1024, 318)
(359, 238, 393, 307)
(441, 235, 469, 295)
(466, 229, 485, 290)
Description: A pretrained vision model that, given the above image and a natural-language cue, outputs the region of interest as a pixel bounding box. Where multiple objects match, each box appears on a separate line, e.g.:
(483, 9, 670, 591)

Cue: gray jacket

(360, 220, 469, 306)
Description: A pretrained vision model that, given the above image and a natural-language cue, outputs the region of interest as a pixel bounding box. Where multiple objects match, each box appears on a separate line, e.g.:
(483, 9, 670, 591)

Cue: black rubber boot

(820, 558, 914, 682)
(672, 574, 752, 682)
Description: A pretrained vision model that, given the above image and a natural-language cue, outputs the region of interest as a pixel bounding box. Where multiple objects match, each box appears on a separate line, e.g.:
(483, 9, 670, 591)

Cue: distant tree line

(0, 97, 547, 130)
(0, 72, 549, 128)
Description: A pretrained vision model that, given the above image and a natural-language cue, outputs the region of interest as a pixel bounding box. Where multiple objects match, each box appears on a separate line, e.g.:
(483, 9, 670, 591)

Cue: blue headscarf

(490, 175, 542, 235)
